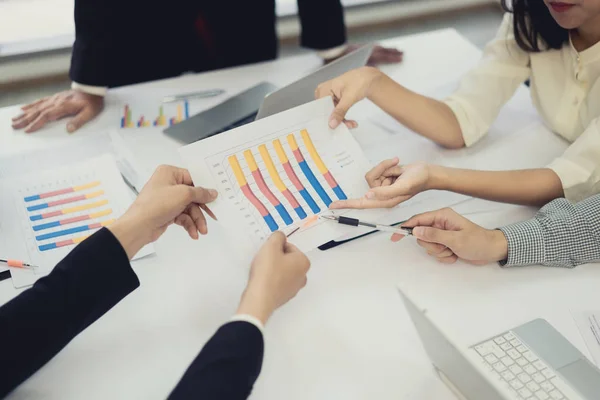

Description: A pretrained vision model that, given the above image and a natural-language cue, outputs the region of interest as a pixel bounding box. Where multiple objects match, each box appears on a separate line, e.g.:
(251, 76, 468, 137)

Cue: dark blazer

(70, 0, 347, 88)
(0, 228, 264, 399)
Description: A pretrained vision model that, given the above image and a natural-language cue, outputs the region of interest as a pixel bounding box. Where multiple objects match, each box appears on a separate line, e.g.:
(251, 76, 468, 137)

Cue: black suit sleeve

(296, 0, 347, 50)
(0, 228, 139, 397)
(169, 321, 264, 400)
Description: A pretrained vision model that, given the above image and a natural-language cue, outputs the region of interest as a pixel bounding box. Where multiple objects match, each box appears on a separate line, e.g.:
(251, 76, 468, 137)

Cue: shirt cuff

(230, 314, 265, 336)
(71, 82, 108, 97)
(317, 44, 348, 61)
(498, 220, 545, 267)
(546, 158, 593, 203)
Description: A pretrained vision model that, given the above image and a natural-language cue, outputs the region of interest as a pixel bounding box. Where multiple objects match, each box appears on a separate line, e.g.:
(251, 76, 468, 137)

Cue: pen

(163, 89, 225, 103)
(320, 215, 413, 236)
(0, 258, 39, 270)
(121, 173, 139, 196)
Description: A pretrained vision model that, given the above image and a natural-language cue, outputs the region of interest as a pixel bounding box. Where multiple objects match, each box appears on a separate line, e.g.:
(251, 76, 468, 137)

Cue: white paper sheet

(180, 98, 387, 255)
(0, 154, 153, 288)
(572, 310, 600, 366)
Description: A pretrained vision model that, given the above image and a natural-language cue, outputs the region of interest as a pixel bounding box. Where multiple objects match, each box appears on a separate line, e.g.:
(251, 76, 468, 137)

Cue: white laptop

(398, 287, 600, 400)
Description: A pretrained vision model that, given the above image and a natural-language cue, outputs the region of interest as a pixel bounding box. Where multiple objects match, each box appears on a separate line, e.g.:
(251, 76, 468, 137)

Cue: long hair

(501, 0, 570, 52)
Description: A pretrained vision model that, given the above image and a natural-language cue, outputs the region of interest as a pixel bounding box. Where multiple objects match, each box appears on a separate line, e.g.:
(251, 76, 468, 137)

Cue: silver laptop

(398, 287, 600, 400)
(163, 44, 374, 144)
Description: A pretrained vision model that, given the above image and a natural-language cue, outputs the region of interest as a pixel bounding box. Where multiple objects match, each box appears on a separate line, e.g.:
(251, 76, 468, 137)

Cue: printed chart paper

(572, 310, 600, 366)
(179, 98, 381, 253)
(0, 155, 153, 288)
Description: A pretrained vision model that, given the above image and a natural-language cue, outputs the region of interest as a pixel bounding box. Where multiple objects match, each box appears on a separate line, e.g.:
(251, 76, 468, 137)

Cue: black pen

(320, 215, 413, 236)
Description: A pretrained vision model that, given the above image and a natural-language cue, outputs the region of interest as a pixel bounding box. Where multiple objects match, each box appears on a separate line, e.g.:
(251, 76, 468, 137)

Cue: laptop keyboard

(473, 331, 571, 400)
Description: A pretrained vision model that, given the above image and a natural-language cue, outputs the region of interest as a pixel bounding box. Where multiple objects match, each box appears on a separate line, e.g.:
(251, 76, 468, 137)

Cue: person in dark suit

(11, 0, 402, 134)
(0, 165, 311, 399)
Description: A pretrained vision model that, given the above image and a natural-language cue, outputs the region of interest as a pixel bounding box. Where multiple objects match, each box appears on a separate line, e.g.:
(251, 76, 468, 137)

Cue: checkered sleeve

(499, 195, 600, 268)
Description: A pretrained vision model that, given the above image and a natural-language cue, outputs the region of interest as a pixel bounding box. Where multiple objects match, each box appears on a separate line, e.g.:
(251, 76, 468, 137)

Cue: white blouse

(444, 13, 600, 202)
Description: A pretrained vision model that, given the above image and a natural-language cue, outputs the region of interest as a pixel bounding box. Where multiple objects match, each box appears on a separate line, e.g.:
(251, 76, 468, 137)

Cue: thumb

(329, 97, 354, 129)
(412, 226, 457, 248)
(267, 231, 287, 250)
(187, 186, 219, 204)
(67, 107, 96, 133)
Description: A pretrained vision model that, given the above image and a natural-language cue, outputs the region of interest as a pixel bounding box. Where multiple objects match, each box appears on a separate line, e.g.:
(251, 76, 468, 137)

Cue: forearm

(0, 228, 139, 397)
(500, 195, 600, 268)
(430, 166, 564, 206)
(369, 73, 464, 149)
(168, 321, 264, 400)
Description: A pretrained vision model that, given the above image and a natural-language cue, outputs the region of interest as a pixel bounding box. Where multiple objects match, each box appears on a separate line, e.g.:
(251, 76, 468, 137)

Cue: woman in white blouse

(316, 0, 600, 208)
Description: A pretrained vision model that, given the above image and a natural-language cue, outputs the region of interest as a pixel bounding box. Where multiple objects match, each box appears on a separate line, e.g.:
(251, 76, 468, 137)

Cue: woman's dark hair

(501, 0, 570, 52)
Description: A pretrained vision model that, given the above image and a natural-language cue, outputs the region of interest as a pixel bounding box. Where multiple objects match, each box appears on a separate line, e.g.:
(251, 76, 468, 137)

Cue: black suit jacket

(70, 0, 347, 88)
(0, 228, 264, 399)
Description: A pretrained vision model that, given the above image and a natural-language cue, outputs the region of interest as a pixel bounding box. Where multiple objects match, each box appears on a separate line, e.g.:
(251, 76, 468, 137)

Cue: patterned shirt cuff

(230, 314, 265, 336)
(499, 219, 545, 267)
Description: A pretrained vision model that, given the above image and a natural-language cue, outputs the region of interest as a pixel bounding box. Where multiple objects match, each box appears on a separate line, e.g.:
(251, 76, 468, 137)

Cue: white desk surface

(0, 28, 591, 400)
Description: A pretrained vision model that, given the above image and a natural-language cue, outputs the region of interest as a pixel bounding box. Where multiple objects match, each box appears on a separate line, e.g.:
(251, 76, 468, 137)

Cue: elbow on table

(439, 136, 466, 150)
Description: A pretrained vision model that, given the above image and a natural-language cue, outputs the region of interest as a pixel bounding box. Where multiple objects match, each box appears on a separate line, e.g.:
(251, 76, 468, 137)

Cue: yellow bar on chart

(63, 199, 109, 215)
(72, 235, 91, 244)
(228, 155, 248, 186)
(300, 129, 328, 174)
(272, 139, 289, 163)
(73, 181, 101, 192)
(84, 190, 104, 199)
(89, 209, 113, 219)
(177, 104, 183, 122)
(258, 145, 286, 192)
(243, 150, 259, 172)
(287, 134, 300, 151)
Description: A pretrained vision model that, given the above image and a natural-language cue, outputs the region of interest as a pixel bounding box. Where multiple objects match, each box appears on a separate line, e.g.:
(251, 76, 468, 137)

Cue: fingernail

(365, 191, 375, 199)
(329, 117, 339, 129)
(209, 189, 218, 198)
(67, 124, 75, 133)
(413, 227, 424, 237)
(391, 233, 402, 242)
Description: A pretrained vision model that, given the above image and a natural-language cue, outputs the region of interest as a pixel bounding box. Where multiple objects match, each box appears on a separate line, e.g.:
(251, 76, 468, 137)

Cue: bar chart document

(0, 154, 153, 288)
(179, 97, 382, 253)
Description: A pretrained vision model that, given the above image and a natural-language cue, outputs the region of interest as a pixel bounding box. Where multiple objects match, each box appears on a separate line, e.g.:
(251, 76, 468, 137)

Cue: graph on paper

(120, 101, 190, 128)
(180, 97, 379, 253)
(21, 180, 115, 252)
(211, 128, 351, 240)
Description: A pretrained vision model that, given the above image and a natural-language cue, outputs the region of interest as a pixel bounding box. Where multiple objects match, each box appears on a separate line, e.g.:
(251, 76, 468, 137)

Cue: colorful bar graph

(26, 190, 104, 212)
(29, 199, 109, 221)
(244, 150, 293, 226)
(300, 129, 347, 200)
(24, 181, 101, 202)
(287, 134, 332, 207)
(32, 209, 113, 231)
(228, 155, 278, 232)
(258, 144, 306, 220)
(38, 234, 91, 252)
(154, 106, 167, 127)
(35, 219, 115, 241)
(272, 139, 320, 214)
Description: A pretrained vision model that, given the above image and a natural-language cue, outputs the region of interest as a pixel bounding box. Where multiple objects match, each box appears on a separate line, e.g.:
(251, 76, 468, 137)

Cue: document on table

(572, 310, 600, 366)
(0, 154, 154, 288)
(180, 97, 387, 255)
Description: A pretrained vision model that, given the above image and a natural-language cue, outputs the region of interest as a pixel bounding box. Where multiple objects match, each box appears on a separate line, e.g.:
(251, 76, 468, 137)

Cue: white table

(0, 28, 577, 400)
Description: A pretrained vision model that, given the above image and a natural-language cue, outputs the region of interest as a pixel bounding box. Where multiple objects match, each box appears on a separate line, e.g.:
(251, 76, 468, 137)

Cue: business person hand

(315, 66, 383, 129)
(330, 157, 430, 210)
(394, 208, 508, 265)
(109, 165, 218, 259)
(11, 90, 104, 134)
(237, 232, 311, 325)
